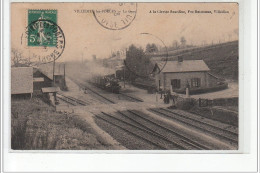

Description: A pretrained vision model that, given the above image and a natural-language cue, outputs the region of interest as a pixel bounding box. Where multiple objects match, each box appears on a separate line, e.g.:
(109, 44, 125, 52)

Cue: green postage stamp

(27, 9, 57, 47)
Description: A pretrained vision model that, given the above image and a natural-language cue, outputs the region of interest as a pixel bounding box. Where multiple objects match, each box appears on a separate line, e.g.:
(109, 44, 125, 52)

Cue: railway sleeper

(100, 112, 185, 150)
(149, 108, 238, 145)
(127, 110, 212, 150)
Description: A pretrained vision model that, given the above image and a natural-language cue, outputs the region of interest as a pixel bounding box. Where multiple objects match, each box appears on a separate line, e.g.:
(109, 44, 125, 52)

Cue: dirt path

(76, 111, 126, 150)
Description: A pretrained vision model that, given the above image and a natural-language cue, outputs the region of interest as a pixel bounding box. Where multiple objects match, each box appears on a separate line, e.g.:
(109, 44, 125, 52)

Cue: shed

(11, 67, 33, 95)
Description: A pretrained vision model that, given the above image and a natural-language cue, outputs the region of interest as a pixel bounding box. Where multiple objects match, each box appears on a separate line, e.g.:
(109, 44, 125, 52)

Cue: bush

(174, 82, 228, 95)
(213, 97, 238, 106)
(175, 97, 197, 110)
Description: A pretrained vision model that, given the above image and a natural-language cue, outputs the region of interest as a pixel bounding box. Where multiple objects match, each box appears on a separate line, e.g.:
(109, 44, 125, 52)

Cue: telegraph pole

(123, 66, 125, 88)
(53, 57, 56, 86)
(53, 57, 57, 110)
(124, 48, 128, 88)
(64, 63, 66, 78)
(64, 62, 66, 89)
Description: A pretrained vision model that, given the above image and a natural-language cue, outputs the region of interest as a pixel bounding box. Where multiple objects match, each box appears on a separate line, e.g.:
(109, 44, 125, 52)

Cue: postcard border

(2, 0, 259, 172)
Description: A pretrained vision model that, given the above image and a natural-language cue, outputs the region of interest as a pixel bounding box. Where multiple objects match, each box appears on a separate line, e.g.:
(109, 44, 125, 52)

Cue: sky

(11, 2, 238, 62)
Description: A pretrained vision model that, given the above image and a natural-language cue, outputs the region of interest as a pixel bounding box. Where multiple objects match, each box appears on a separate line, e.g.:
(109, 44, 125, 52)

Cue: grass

(168, 95, 238, 126)
(11, 97, 111, 150)
(173, 42, 238, 81)
(188, 106, 238, 126)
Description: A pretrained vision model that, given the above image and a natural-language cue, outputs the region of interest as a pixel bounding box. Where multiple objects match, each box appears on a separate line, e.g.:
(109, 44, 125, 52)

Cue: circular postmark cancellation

(124, 33, 168, 79)
(93, 3, 137, 30)
(21, 19, 65, 64)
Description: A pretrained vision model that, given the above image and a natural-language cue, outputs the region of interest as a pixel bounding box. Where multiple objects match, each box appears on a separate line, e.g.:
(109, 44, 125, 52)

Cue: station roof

(37, 64, 64, 80)
(153, 60, 210, 73)
(41, 87, 60, 93)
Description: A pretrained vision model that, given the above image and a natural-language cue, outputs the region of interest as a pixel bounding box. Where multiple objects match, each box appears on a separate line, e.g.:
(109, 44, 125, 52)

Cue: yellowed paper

(11, 3, 239, 150)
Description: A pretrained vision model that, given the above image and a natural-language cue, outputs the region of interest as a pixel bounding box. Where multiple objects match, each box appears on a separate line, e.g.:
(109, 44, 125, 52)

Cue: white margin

(1, 0, 259, 172)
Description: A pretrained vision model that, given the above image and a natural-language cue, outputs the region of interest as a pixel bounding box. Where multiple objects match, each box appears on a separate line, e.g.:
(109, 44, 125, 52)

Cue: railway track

(88, 82, 143, 103)
(83, 84, 116, 104)
(149, 108, 238, 146)
(103, 111, 190, 149)
(69, 76, 143, 104)
(96, 114, 169, 149)
(57, 95, 77, 106)
(120, 110, 211, 150)
(160, 108, 238, 134)
(119, 93, 143, 102)
(68, 77, 115, 104)
(96, 110, 212, 150)
(57, 93, 89, 106)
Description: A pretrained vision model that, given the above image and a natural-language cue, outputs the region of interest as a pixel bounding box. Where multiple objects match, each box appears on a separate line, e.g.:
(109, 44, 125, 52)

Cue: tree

(145, 43, 151, 53)
(110, 51, 116, 58)
(180, 36, 186, 47)
(11, 49, 33, 67)
(11, 49, 21, 66)
(125, 44, 153, 80)
(11, 48, 30, 67)
(172, 40, 179, 49)
(145, 43, 158, 53)
(116, 51, 121, 58)
(151, 43, 158, 52)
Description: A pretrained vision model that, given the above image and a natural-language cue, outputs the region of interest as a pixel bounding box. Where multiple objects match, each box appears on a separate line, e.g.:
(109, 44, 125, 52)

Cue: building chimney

(178, 57, 183, 62)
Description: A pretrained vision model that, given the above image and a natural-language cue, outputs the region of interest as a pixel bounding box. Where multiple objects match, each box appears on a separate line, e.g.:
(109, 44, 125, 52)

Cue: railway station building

(152, 58, 224, 94)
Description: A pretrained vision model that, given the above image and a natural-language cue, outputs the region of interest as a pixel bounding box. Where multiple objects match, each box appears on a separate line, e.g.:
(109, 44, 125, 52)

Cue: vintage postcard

(11, 2, 239, 150)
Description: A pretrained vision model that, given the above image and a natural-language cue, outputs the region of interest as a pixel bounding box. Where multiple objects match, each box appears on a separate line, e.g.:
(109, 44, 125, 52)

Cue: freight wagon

(90, 74, 121, 94)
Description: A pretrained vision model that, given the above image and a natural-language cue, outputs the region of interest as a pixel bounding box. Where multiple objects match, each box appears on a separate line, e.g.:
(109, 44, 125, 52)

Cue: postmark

(93, 3, 137, 30)
(21, 10, 65, 64)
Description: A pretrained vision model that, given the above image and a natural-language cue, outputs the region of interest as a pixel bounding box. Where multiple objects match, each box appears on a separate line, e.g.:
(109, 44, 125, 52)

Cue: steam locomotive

(90, 74, 121, 94)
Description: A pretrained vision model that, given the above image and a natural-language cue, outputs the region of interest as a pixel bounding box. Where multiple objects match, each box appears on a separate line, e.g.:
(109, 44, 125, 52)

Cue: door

(171, 79, 181, 90)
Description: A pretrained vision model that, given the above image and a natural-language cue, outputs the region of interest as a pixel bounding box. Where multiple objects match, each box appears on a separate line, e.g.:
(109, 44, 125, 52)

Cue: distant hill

(151, 41, 238, 81)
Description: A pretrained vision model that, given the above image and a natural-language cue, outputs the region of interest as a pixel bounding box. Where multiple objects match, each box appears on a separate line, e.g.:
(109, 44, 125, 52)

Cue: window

(191, 78, 201, 88)
(171, 79, 181, 89)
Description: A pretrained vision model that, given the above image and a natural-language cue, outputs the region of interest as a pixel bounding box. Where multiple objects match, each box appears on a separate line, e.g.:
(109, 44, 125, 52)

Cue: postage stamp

(27, 9, 57, 47)
(20, 9, 65, 64)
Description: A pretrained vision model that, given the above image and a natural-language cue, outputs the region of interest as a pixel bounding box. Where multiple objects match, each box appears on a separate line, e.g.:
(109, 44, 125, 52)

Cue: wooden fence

(198, 97, 238, 107)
